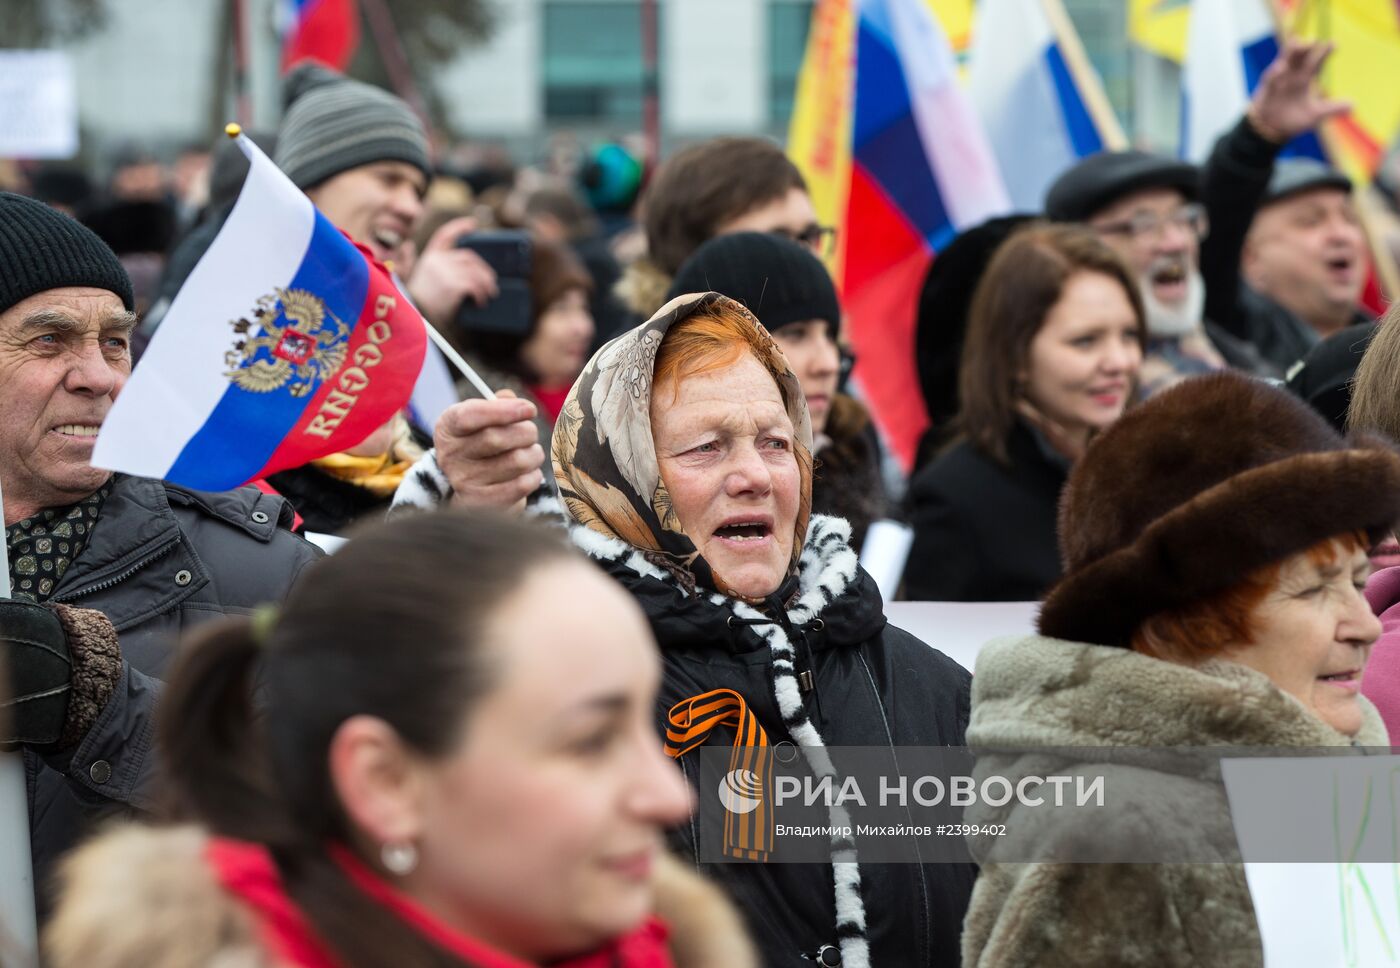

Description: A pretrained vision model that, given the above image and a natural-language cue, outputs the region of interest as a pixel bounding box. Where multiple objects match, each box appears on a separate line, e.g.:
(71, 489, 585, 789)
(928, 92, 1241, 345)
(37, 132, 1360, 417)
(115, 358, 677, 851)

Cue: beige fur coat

(960, 635, 1389, 968)
(44, 824, 757, 968)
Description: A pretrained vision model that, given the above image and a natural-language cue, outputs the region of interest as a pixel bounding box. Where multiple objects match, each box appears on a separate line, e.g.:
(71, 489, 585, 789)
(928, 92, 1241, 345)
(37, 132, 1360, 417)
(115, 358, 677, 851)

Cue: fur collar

(565, 507, 873, 968)
(564, 508, 862, 623)
(44, 825, 757, 968)
(970, 634, 1389, 749)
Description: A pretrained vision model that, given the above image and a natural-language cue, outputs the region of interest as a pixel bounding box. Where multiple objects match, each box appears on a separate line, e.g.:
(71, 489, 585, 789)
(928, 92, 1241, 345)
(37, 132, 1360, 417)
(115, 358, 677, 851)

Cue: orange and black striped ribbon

(665, 688, 774, 861)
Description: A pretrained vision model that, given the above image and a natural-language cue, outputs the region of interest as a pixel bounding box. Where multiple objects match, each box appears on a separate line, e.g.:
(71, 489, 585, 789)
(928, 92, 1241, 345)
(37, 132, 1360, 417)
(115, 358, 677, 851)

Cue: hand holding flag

(93, 126, 428, 492)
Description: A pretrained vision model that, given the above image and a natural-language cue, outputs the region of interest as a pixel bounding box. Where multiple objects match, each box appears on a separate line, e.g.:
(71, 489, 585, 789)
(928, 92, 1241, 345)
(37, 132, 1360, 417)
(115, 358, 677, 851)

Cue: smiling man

(0, 192, 319, 916)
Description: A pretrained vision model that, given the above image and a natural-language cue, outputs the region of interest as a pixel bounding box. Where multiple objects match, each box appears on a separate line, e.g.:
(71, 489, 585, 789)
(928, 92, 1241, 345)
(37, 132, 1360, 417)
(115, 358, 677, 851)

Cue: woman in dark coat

(904, 224, 1146, 601)
(550, 291, 975, 968)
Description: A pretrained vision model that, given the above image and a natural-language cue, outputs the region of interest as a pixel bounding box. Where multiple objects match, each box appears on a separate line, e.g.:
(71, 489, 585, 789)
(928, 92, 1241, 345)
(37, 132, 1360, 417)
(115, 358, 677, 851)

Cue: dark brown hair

(463, 235, 593, 385)
(643, 137, 807, 276)
(956, 224, 1147, 465)
(158, 511, 577, 968)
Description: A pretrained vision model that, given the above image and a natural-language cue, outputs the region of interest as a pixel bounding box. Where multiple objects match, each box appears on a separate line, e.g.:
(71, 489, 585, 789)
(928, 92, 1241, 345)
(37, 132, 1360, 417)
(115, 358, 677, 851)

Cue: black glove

(0, 599, 71, 751)
(1, 600, 121, 753)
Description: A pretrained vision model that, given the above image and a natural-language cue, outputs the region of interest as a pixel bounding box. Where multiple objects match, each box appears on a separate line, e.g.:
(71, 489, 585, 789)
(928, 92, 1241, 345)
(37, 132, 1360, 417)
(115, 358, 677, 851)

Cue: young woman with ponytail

(43, 510, 754, 968)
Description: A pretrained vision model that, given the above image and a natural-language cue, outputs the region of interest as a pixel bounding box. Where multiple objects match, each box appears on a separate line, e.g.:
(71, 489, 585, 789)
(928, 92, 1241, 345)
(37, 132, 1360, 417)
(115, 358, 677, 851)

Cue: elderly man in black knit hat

(1045, 40, 1348, 383)
(0, 193, 320, 914)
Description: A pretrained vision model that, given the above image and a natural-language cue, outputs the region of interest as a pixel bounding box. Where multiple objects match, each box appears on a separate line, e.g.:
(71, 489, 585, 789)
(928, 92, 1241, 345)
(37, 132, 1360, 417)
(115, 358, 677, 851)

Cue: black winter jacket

(903, 421, 1066, 602)
(573, 514, 976, 968)
(26, 474, 319, 910)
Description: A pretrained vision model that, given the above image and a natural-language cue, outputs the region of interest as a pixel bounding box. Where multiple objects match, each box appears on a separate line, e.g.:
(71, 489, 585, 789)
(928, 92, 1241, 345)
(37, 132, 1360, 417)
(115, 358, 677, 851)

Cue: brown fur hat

(1039, 372, 1400, 647)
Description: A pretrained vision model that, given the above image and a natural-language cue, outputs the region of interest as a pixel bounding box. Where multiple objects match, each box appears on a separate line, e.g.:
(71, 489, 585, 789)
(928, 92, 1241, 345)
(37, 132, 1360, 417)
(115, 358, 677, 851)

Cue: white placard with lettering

(0, 50, 78, 159)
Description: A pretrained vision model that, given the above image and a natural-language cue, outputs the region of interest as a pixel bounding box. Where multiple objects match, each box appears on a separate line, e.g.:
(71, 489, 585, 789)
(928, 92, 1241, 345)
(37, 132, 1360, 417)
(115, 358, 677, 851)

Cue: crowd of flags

(85, 0, 1400, 488)
(790, 0, 1400, 469)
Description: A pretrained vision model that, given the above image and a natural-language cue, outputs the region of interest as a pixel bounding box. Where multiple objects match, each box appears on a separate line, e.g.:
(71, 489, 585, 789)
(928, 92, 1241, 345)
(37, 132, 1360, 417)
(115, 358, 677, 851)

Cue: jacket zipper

(49, 539, 180, 603)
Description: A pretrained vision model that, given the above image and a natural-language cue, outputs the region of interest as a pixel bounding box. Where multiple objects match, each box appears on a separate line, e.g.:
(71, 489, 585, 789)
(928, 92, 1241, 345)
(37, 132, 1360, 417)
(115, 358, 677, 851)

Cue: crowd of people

(3, 33, 1400, 968)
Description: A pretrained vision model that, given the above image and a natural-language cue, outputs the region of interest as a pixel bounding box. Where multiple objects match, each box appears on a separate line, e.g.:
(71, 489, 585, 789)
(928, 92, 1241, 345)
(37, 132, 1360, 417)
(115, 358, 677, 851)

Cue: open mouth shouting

(1148, 258, 1188, 305)
(713, 515, 775, 548)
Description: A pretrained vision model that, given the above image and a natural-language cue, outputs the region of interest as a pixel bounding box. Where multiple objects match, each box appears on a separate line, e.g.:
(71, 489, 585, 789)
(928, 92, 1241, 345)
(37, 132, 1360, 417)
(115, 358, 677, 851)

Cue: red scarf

(205, 838, 675, 968)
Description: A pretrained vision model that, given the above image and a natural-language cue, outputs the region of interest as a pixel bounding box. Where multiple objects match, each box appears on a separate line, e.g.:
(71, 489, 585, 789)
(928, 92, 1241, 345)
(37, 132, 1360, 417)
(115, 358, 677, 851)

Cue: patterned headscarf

(552, 291, 814, 595)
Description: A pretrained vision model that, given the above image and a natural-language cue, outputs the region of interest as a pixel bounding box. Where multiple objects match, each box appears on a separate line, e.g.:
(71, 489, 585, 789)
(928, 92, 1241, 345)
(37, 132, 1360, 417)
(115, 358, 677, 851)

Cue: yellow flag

(929, 0, 974, 54)
(1284, 0, 1400, 181)
(1129, 0, 1190, 63)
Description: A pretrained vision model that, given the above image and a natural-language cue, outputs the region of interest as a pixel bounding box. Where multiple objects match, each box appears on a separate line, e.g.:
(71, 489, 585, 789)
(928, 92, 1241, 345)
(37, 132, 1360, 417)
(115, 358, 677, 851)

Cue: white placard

(885, 600, 1040, 672)
(1223, 756, 1400, 966)
(859, 519, 914, 603)
(0, 50, 78, 159)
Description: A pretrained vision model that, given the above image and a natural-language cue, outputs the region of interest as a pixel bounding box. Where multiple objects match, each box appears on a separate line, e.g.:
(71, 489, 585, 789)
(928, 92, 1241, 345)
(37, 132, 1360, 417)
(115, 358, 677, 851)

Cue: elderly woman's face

(1221, 540, 1382, 736)
(651, 353, 800, 600)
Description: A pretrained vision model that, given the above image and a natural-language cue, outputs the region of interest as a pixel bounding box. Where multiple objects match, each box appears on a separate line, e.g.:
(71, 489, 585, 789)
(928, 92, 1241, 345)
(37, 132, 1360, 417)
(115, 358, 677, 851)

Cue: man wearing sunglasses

(1044, 40, 1348, 386)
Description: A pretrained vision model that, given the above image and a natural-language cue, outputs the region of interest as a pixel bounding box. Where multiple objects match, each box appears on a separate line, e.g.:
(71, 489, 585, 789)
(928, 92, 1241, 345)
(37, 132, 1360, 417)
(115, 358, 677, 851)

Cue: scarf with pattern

(550, 291, 813, 596)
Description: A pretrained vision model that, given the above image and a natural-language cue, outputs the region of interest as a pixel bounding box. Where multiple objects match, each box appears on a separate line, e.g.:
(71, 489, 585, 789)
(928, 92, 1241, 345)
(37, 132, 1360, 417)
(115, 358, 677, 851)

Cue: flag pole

(421, 322, 497, 402)
(0, 478, 39, 966)
(1037, 0, 1129, 150)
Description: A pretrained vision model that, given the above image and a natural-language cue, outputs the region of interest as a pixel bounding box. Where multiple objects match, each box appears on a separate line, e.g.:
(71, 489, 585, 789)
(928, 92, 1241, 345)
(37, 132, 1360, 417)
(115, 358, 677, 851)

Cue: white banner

(0, 51, 78, 159)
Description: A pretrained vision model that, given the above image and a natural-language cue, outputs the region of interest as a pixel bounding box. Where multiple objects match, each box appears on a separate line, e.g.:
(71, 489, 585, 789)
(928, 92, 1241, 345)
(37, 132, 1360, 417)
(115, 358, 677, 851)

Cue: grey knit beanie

(0, 192, 134, 316)
(274, 63, 431, 191)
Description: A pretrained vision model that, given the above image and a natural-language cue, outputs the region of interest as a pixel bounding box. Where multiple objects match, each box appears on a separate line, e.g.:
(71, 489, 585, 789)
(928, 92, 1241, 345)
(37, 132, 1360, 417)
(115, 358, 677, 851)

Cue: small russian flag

(281, 0, 360, 73)
(93, 127, 427, 492)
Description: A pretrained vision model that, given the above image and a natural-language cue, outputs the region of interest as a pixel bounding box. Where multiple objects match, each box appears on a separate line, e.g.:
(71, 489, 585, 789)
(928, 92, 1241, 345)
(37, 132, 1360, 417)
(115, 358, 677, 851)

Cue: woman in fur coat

(961, 372, 1400, 967)
(45, 512, 756, 968)
(549, 292, 976, 968)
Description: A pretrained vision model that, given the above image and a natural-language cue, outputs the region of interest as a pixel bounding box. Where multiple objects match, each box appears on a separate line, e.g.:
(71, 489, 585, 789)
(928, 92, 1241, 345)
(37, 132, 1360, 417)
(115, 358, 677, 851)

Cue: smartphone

(452, 230, 533, 338)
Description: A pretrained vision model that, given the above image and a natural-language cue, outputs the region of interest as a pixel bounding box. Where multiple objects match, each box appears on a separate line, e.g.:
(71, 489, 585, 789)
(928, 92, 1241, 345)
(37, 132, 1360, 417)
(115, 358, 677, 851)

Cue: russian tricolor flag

(1182, 0, 1325, 162)
(280, 0, 360, 73)
(93, 131, 427, 492)
(968, 0, 1123, 210)
(851, 0, 1012, 467)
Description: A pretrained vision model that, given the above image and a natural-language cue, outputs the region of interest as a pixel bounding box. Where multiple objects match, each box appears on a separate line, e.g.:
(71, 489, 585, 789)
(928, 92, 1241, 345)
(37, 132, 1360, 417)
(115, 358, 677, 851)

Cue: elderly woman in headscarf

(549, 292, 975, 968)
(961, 371, 1400, 967)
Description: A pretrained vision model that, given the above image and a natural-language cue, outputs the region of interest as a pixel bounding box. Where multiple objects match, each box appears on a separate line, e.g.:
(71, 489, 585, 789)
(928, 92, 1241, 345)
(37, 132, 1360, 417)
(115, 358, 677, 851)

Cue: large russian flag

(280, 0, 360, 72)
(790, 0, 1010, 469)
(968, 0, 1125, 210)
(93, 131, 427, 492)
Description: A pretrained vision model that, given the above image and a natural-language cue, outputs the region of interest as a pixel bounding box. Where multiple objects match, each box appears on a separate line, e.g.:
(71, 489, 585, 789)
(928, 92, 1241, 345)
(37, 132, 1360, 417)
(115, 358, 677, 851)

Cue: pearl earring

(380, 840, 418, 876)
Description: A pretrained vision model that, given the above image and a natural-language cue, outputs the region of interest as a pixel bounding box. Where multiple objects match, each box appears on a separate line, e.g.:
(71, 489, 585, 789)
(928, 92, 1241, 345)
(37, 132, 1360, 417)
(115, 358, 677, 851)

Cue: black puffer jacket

(571, 513, 976, 968)
(26, 474, 319, 911)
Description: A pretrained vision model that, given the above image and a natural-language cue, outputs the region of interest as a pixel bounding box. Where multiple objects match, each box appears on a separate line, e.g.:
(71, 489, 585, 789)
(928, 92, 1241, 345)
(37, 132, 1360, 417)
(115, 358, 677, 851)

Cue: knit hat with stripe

(0, 192, 134, 316)
(274, 63, 431, 191)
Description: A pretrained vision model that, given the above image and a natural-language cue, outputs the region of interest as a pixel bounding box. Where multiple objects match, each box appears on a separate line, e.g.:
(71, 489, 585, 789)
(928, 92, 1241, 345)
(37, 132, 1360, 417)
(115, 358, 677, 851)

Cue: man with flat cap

(0, 192, 320, 913)
(1242, 158, 1370, 360)
(1045, 40, 1350, 384)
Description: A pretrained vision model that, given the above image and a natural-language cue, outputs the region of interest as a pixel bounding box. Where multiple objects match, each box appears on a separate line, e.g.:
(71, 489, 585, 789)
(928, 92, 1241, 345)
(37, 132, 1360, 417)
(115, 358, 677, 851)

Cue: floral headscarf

(552, 291, 814, 595)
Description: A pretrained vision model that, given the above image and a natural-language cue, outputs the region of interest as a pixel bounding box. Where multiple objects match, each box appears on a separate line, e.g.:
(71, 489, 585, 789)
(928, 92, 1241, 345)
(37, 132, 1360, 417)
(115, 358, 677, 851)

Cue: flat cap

(1262, 157, 1352, 208)
(1045, 151, 1200, 222)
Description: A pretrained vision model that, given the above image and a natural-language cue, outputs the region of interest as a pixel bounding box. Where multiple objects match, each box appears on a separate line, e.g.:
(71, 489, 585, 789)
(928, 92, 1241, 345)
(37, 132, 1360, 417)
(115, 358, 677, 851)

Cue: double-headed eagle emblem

(224, 288, 350, 397)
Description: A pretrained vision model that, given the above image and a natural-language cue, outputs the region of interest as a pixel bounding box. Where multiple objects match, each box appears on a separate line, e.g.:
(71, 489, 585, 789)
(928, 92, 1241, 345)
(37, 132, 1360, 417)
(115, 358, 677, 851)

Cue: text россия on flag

(92, 133, 427, 492)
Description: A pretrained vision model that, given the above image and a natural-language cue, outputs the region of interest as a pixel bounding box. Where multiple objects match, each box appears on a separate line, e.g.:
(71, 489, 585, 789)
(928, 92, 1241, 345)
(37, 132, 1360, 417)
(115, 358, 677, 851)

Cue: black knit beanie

(275, 63, 431, 191)
(666, 232, 841, 337)
(0, 192, 134, 316)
